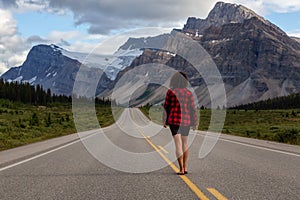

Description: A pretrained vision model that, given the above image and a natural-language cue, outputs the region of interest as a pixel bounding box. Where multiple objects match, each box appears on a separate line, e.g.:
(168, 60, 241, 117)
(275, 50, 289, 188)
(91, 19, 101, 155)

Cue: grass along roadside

(140, 106, 300, 145)
(0, 99, 116, 151)
(201, 109, 300, 145)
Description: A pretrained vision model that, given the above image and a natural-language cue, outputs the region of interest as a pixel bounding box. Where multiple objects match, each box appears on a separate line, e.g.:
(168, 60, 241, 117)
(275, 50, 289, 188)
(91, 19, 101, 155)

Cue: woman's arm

(190, 93, 198, 130)
(163, 90, 171, 127)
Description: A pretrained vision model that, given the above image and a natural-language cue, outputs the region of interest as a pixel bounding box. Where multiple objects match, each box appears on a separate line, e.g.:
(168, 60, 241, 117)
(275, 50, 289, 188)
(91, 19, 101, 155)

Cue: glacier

(56, 45, 143, 80)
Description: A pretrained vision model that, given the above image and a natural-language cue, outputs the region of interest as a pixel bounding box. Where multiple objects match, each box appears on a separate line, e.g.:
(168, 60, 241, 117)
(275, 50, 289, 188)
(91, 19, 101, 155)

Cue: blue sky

(1, 0, 300, 74)
(13, 3, 300, 40)
(266, 12, 300, 33)
(15, 12, 77, 38)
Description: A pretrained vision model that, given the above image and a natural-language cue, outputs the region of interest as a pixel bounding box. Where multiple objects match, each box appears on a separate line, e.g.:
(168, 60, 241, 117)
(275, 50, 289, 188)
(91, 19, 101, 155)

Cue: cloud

(58, 39, 71, 46)
(287, 30, 300, 37)
(48, 30, 84, 42)
(27, 35, 49, 44)
(2, 0, 300, 75)
(228, 0, 300, 15)
(0, 0, 18, 8)
(0, 10, 17, 36)
(46, 0, 300, 34)
(0, 9, 29, 74)
(262, 0, 300, 13)
(5, 1, 300, 36)
(0, 62, 8, 74)
(44, 30, 115, 54)
(48, 0, 217, 34)
(0, 0, 48, 10)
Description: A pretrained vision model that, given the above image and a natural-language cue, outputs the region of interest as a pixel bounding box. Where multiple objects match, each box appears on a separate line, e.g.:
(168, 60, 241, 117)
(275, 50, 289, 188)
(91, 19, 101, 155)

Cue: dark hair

(170, 72, 188, 89)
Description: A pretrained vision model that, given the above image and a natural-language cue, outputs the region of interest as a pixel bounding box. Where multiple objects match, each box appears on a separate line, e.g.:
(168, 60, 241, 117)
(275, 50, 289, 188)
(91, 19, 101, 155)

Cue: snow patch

(281, 79, 291, 96)
(214, 53, 220, 58)
(50, 44, 63, 52)
(167, 52, 176, 57)
(28, 76, 37, 84)
(17, 68, 22, 76)
(210, 38, 231, 44)
(13, 76, 23, 82)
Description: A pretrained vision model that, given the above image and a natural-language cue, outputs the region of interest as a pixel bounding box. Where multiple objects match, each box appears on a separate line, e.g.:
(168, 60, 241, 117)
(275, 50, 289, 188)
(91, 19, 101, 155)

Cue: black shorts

(169, 125, 190, 136)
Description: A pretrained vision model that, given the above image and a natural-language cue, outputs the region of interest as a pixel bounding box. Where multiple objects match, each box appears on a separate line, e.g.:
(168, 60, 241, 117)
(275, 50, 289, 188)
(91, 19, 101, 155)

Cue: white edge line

(0, 139, 81, 172)
(3, 127, 298, 172)
(0, 129, 104, 172)
(196, 132, 300, 157)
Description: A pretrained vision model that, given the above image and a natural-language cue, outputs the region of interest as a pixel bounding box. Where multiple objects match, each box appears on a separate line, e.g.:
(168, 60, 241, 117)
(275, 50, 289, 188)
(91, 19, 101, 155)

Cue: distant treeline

(0, 79, 111, 106)
(232, 92, 300, 110)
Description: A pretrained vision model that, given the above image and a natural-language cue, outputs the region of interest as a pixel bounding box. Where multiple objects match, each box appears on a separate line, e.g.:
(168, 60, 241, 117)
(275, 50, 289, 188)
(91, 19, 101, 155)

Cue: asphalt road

(0, 108, 299, 200)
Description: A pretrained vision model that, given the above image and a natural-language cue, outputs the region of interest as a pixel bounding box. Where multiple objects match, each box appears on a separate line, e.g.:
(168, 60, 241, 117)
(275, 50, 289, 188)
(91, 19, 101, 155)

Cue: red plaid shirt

(163, 88, 198, 127)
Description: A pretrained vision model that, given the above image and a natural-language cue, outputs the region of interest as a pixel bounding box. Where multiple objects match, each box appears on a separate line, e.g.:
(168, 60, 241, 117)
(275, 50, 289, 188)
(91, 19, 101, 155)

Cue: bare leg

(182, 136, 189, 173)
(173, 134, 184, 174)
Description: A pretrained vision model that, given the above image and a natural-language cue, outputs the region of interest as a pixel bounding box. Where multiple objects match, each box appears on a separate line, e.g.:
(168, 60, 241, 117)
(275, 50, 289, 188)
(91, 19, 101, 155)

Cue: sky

(1, 0, 300, 75)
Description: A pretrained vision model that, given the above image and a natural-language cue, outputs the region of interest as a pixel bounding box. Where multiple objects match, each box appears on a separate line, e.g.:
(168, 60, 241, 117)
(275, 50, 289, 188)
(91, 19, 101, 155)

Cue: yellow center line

(158, 145, 169, 154)
(137, 129, 209, 200)
(207, 188, 228, 200)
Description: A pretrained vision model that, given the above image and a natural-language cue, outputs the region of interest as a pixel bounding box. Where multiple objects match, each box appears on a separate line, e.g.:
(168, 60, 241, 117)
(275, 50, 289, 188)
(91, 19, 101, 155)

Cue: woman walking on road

(163, 72, 198, 175)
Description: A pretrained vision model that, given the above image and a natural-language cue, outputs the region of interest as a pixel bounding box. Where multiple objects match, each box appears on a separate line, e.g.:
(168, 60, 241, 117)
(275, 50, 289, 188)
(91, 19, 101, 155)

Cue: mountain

(2, 1, 300, 107)
(1, 44, 83, 95)
(112, 1, 300, 107)
(182, 2, 286, 36)
(1, 44, 142, 96)
(181, 2, 300, 106)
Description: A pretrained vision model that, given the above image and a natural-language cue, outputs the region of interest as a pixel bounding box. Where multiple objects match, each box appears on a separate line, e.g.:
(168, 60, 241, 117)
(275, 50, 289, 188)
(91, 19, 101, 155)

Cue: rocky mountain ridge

(183, 1, 286, 37)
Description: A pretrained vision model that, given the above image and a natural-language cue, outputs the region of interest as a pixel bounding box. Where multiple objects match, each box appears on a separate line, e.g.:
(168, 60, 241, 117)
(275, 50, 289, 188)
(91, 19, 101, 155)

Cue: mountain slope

(1, 44, 83, 95)
(112, 1, 300, 107)
(1, 44, 114, 96)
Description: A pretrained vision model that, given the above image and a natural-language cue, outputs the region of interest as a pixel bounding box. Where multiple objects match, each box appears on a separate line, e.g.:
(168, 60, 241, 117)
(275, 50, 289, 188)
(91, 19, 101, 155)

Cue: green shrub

(274, 129, 299, 144)
(30, 113, 39, 126)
